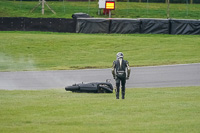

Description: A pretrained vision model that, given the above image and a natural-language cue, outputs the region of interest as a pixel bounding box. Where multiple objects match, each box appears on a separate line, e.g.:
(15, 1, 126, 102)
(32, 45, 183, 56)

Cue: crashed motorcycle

(65, 80, 113, 93)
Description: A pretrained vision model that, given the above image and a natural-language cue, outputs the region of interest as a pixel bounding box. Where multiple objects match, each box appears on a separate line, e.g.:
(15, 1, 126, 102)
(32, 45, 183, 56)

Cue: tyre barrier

(0, 17, 76, 33)
(1, 17, 200, 35)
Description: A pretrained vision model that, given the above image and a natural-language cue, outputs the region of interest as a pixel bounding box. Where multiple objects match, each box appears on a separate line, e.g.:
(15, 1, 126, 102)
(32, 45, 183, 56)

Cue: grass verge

(0, 31, 200, 71)
(0, 86, 199, 133)
(0, 1, 200, 19)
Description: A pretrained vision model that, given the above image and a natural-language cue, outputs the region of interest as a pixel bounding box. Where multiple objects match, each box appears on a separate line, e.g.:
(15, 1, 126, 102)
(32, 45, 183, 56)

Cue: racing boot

(116, 92, 119, 99)
(122, 91, 125, 99)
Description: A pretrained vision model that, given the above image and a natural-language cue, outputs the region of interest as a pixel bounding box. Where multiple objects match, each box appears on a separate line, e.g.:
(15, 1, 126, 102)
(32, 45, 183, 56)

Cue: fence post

(42, 0, 44, 15)
(190, 0, 193, 4)
(167, 0, 170, 18)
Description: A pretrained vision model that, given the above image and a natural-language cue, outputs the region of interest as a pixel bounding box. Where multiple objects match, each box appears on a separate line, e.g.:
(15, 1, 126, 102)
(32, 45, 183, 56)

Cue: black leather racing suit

(112, 58, 130, 99)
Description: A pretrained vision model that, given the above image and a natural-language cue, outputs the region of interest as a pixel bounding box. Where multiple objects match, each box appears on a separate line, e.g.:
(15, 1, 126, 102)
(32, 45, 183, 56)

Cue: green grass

(0, 86, 199, 133)
(0, 1, 200, 19)
(0, 31, 200, 71)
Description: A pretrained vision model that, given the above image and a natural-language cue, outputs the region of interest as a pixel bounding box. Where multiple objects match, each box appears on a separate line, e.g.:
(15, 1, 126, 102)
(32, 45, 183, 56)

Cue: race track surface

(0, 63, 200, 90)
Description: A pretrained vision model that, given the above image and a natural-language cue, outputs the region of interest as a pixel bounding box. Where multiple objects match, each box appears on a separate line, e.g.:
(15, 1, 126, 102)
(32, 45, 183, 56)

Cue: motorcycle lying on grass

(65, 80, 113, 93)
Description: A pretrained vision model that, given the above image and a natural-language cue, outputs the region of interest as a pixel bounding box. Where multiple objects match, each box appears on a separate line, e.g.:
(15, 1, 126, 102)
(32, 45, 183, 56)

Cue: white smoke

(0, 53, 36, 71)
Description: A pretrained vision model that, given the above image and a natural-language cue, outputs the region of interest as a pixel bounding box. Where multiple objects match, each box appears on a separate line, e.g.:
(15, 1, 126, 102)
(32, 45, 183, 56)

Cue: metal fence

(3, 1, 200, 19)
(12, 0, 200, 3)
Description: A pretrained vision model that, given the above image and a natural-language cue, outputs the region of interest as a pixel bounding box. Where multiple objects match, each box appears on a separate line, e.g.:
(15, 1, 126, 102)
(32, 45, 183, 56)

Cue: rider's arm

(112, 61, 116, 79)
(126, 61, 131, 79)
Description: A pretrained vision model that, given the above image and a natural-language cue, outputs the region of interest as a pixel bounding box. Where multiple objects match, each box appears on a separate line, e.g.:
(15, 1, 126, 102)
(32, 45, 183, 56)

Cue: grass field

(0, 31, 200, 71)
(0, 86, 200, 133)
(0, 1, 200, 19)
(1, 1, 200, 133)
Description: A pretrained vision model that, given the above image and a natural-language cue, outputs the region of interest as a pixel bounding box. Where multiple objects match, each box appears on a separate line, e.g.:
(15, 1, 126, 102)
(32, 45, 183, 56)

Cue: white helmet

(116, 52, 124, 59)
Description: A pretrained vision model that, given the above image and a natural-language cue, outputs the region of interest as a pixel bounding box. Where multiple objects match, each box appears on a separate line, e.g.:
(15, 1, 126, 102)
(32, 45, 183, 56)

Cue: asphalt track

(0, 63, 200, 90)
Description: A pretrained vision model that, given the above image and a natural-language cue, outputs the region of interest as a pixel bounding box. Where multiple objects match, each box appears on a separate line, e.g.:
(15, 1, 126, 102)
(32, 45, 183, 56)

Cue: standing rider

(112, 52, 131, 99)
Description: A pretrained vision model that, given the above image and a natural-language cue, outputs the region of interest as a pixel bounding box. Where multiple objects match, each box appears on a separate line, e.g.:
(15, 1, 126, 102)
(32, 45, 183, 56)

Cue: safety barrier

(0, 17, 76, 33)
(170, 19, 200, 35)
(76, 18, 200, 35)
(76, 18, 110, 33)
(110, 18, 140, 34)
(140, 19, 169, 34)
(1, 17, 200, 35)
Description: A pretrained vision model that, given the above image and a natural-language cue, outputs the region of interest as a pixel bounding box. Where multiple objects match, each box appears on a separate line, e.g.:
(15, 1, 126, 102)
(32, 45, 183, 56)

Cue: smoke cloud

(0, 53, 36, 71)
